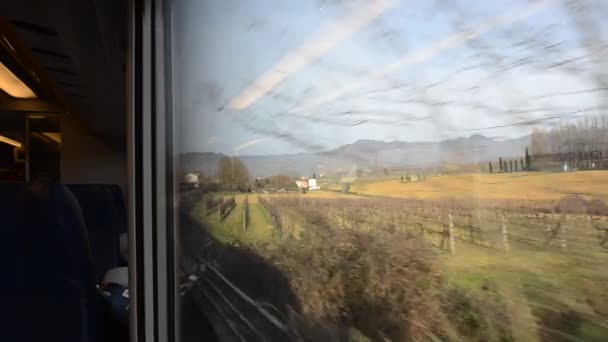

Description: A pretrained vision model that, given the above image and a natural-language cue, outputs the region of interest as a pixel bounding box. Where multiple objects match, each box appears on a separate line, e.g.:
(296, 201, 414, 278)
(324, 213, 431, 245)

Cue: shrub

(441, 285, 513, 342)
(263, 207, 446, 341)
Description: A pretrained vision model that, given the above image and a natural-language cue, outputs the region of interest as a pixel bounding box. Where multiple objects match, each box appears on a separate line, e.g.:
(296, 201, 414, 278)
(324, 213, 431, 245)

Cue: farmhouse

(184, 173, 199, 185)
(295, 177, 308, 189)
(308, 178, 320, 191)
(295, 177, 321, 191)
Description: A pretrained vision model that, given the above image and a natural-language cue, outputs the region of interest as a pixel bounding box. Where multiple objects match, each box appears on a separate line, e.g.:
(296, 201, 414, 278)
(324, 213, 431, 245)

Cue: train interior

(0, 1, 131, 341)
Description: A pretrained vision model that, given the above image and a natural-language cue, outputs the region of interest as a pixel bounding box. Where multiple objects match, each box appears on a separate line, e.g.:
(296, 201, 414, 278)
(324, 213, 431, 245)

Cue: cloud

(227, 0, 396, 110)
(285, 0, 552, 116)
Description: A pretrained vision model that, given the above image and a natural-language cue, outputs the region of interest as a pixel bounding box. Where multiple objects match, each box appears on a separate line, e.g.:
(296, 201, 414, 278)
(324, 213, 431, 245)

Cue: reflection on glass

(172, 1, 608, 341)
(0, 112, 25, 182)
(28, 115, 61, 182)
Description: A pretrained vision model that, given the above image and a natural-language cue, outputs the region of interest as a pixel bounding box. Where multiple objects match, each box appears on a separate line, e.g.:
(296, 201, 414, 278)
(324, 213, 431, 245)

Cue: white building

(308, 178, 320, 191)
(295, 177, 321, 191)
(184, 173, 199, 184)
(295, 177, 308, 189)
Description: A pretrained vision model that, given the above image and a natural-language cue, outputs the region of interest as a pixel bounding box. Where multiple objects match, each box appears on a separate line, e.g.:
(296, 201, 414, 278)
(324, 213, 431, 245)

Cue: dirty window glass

(172, 1, 608, 341)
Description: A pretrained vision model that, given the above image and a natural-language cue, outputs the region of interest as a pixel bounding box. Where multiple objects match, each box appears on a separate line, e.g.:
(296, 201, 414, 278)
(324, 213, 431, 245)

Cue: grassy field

(188, 171, 608, 341)
(442, 243, 608, 341)
(349, 171, 608, 201)
(255, 196, 608, 341)
(193, 195, 275, 244)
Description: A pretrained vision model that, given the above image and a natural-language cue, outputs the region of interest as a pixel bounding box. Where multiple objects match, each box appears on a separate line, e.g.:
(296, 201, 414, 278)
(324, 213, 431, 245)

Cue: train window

(27, 114, 61, 181)
(0, 111, 25, 182)
(163, 0, 608, 341)
(0, 113, 61, 183)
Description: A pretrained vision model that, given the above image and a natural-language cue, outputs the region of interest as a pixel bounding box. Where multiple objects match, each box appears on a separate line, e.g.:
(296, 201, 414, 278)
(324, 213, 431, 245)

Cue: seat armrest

(103, 267, 128, 287)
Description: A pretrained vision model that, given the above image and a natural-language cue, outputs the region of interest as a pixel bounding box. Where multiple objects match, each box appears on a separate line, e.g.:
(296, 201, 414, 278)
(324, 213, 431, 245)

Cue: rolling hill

(180, 134, 530, 177)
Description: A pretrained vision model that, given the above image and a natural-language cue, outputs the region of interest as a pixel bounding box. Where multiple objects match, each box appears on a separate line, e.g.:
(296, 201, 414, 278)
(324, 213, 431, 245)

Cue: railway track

(184, 257, 298, 342)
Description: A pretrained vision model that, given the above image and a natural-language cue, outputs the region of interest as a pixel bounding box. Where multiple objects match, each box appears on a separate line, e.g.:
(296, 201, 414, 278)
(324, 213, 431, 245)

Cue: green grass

(196, 203, 242, 243)
(191, 197, 275, 244)
(245, 203, 274, 241)
(190, 199, 208, 223)
(190, 194, 608, 341)
(441, 242, 608, 341)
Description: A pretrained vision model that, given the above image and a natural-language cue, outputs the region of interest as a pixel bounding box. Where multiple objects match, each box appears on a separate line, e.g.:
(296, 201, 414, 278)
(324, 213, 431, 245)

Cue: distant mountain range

(180, 134, 530, 177)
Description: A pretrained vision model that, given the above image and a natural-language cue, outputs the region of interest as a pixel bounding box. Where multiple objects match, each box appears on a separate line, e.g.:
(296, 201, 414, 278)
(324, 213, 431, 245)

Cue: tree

(218, 156, 249, 191)
(312, 172, 317, 179)
(269, 174, 295, 189)
(401, 175, 404, 182)
(489, 162, 493, 173)
(525, 147, 531, 171)
(499, 157, 503, 172)
(509, 160, 513, 173)
(520, 158, 524, 172)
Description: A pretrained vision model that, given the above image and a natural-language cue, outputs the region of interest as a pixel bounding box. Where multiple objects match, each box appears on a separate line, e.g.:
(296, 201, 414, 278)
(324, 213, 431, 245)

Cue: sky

(172, 0, 608, 155)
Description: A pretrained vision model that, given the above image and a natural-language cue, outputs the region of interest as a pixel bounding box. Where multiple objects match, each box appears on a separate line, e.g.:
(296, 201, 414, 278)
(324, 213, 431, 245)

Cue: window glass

(0, 111, 25, 182)
(172, 1, 608, 341)
(28, 115, 61, 181)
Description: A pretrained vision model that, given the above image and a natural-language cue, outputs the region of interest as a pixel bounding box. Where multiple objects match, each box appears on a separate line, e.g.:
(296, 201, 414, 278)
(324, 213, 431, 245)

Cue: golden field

(350, 171, 608, 201)
(234, 191, 363, 204)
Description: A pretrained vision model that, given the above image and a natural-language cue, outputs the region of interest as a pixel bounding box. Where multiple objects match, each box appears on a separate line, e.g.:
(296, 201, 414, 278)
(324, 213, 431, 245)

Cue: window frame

(128, 0, 179, 341)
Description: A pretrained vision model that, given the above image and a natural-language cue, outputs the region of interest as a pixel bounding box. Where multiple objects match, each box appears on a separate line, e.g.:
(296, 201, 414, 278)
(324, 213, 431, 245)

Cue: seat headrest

(18, 181, 94, 292)
(2, 181, 98, 342)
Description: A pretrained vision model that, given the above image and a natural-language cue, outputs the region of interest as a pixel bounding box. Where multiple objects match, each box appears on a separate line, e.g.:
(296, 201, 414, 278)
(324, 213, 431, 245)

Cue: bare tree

(218, 156, 250, 191)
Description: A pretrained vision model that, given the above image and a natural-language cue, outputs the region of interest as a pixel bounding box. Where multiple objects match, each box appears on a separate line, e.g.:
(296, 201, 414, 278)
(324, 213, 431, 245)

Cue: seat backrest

(0, 182, 27, 288)
(0, 182, 26, 231)
(1, 181, 97, 342)
(104, 184, 127, 235)
(67, 184, 122, 282)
